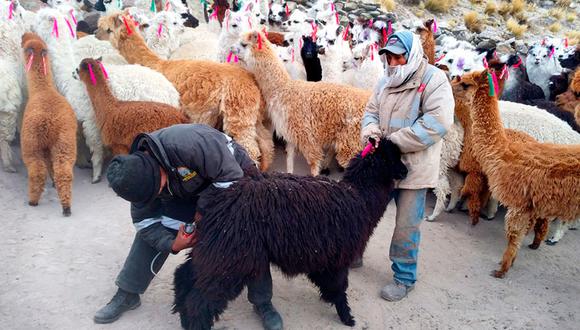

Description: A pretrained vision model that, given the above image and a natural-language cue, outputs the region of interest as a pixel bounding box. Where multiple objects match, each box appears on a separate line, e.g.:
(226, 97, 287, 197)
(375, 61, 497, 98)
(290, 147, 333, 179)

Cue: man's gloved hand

(171, 223, 198, 253)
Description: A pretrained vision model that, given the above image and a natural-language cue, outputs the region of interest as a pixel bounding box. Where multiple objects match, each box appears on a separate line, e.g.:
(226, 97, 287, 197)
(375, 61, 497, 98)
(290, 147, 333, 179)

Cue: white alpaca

(33, 8, 180, 183)
(216, 7, 252, 63)
(317, 21, 348, 84)
(526, 44, 562, 100)
(274, 44, 306, 80)
(169, 23, 219, 61)
(343, 42, 382, 90)
(143, 10, 184, 59)
(75, 35, 128, 64)
(0, 1, 27, 172)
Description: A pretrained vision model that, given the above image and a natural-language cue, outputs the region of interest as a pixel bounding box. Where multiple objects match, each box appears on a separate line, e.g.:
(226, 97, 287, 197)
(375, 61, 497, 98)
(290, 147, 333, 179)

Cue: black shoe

(253, 302, 283, 330)
(94, 288, 141, 324)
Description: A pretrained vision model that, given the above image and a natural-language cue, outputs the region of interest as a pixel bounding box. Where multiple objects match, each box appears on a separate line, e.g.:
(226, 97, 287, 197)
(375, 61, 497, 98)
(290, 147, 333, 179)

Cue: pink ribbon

(98, 61, 109, 79)
(157, 23, 163, 38)
(25, 53, 34, 72)
(8, 1, 14, 19)
(52, 18, 59, 38)
(64, 18, 75, 38)
(88, 63, 97, 85)
(69, 9, 77, 25)
(285, 3, 290, 16)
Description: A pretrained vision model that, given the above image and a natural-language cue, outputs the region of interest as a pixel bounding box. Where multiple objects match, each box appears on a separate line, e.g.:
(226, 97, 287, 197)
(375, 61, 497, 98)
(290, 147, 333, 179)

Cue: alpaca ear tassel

(257, 33, 263, 50)
(64, 17, 75, 38)
(487, 72, 495, 97)
(8, 1, 14, 20)
(227, 50, 233, 63)
(42, 55, 47, 76)
(98, 61, 109, 80)
(291, 47, 295, 62)
(343, 24, 349, 41)
(387, 20, 392, 36)
(150, 0, 156, 13)
(361, 142, 374, 158)
(285, 3, 290, 16)
(491, 71, 499, 96)
(335, 12, 339, 25)
(52, 18, 59, 38)
(25, 53, 34, 72)
(157, 23, 163, 38)
(122, 16, 133, 35)
(69, 9, 77, 25)
(433, 18, 437, 33)
(564, 38, 568, 48)
(88, 63, 97, 85)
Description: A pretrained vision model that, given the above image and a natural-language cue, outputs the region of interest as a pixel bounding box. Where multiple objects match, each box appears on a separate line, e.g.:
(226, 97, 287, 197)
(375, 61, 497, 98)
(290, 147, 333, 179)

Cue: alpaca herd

(1, 0, 579, 327)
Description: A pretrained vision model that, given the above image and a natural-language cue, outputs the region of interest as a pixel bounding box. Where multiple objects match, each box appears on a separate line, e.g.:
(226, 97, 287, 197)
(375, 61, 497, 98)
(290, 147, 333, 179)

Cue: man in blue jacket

(93, 124, 282, 330)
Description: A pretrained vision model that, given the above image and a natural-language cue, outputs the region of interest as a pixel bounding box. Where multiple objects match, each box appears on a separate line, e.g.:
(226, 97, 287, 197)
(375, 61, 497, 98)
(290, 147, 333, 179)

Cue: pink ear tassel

(262, 27, 268, 38)
(52, 18, 59, 38)
(210, 6, 218, 20)
(361, 142, 374, 158)
(25, 53, 34, 72)
(387, 20, 392, 36)
(257, 33, 263, 50)
(311, 22, 317, 41)
(227, 51, 233, 63)
(42, 55, 47, 76)
(157, 23, 163, 38)
(370, 44, 375, 61)
(123, 16, 133, 35)
(88, 63, 97, 85)
(8, 2, 14, 19)
(335, 12, 339, 24)
(482, 56, 488, 69)
(548, 47, 555, 59)
(491, 71, 499, 96)
(299, 37, 303, 49)
(234, 55, 238, 63)
(64, 18, 75, 38)
(247, 16, 252, 29)
(331, 3, 335, 12)
(433, 18, 437, 33)
(343, 24, 349, 41)
(564, 38, 568, 48)
(69, 10, 77, 25)
(285, 3, 289, 16)
(98, 61, 109, 79)
(499, 64, 507, 79)
(165, 1, 171, 11)
(291, 48, 294, 62)
(368, 18, 373, 28)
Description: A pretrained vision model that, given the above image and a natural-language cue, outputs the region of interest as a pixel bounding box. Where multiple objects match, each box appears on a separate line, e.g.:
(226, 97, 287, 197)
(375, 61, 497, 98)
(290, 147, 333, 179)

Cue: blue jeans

(389, 188, 427, 286)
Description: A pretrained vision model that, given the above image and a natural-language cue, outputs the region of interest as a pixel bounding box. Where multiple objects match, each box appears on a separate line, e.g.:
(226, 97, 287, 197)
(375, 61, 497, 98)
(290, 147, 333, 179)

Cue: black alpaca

(173, 139, 408, 330)
(301, 36, 322, 82)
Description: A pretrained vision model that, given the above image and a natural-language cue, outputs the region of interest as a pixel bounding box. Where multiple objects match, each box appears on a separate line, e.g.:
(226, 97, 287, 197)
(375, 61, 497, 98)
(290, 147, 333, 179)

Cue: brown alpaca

(454, 70, 580, 278)
(266, 31, 287, 47)
(77, 58, 189, 155)
(555, 69, 580, 116)
(20, 33, 77, 217)
(417, 19, 435, 65)
(235, 31, 371, 175)
(95, 12, 274, 171)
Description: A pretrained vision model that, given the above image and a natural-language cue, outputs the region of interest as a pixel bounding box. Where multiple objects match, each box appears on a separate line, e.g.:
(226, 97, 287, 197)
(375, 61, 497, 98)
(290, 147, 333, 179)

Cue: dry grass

(510, 0, 525, 14)
(549, 22, 561, 33)
(484, 1, 497, 15)
(506, 18, 527, 38)
(380, 0, 396, 11)
(414, 9, 425, 17)
(470, 0, 485, 4)
(565, 31, 580, 45)
(556, 0, 572, 7)
(549, 8, 565, 20)
(514, 11, 527, 23)
(498, 1, 511, 16)
(447, 18, 458, 29)
(424, 0, 457, 13)
(464, 11, 483, 33)
(566, 12, 576, 23)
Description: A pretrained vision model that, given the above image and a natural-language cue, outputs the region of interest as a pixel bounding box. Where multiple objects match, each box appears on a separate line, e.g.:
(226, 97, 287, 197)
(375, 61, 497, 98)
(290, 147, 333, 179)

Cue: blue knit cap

(378, 30, 414, 60)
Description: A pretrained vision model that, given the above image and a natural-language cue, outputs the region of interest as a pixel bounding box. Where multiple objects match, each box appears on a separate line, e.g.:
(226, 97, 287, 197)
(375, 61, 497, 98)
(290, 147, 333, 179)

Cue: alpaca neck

(84, 78, 117, 127)
(469, 87, 508, 159)
(250, 47, 291, 100)
(118, 33, 163, 70)
(26, 69, 55, 96)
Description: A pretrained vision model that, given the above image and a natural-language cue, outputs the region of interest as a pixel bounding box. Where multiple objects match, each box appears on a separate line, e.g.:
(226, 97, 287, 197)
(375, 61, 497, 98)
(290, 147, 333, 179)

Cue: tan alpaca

(95, 12, 273, 171)
(77, 58, 190, 155)
(555, 69, 580, 116)
(416, 19, 436, 65)
(234, 31, 371, 176)
(454, 70, 580, 278)
(20, 33, 77, 217)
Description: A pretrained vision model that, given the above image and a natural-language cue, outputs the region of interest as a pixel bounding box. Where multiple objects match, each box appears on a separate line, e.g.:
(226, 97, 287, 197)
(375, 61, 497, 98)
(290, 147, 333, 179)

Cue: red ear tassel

(257, 33, 263, 50)
(343, 24, 349, 41)
(8, 1, 14, 19)
(361, 142, 374, 158)
(42, 55, 47, 76)
(98, 61, 109, 79)
(285, 3, 289, 16)
(291, 47, 294, 62)
(370, 44, 374, 61)
(368, 18, 373, 28)
(311, 22, 317, 42)
(382, 27, 387, 47)
(331, 3, 335, 12)
(88, 63, 97, 85)
(482, 56, 488, 69)
(564, 38, 568, 48)
(25, 53, 34, 72)
(335, 12, 339, 24)
(122, 16, 133, 35)
(262, 27, 268, 38)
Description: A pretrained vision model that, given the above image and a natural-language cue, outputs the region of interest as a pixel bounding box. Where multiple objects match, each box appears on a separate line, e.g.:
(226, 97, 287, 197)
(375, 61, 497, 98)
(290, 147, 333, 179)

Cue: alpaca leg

(82, 119, 105, 183)
(75, 123, 92, 169)
(426, 176, 449, 222)
(493, 209, 531, 278)
(529, 218, 549, 250)
(479, 183, 495, 220)
(51, 159, 74, 217)
(546, 219, 567, 245)
(483, 198, 500, 220)
(0, 111, 18, 172)
(256, 121, 274, 171)
(25, 158, 48, 206)
(307, 269, 354, 327)
(461, 172, 484, 225)
(285, 142, 295, 173)
(224, 124, 261, 168)
(173, 260, 245, 330)
(445, 170, 464, 212)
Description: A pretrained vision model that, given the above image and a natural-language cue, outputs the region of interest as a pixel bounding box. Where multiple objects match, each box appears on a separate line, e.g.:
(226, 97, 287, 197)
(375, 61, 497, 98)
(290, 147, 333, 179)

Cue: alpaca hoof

(63, 207, 71, 217)
(92, 176, 102, 184)
(320, 168, 331, 176)
(484, 215, 495, 221)
(424, 215, 436, 222)
(3, 166, 17, 173)
(491, 270, 505, 278)
(545, 239, 558, 246)
(569, 227, 578, 231)
(29, 201, 38, 206)
(341, 317, 355, 327)
(471, 218, 480, 226)
(528, 242, 540, 250)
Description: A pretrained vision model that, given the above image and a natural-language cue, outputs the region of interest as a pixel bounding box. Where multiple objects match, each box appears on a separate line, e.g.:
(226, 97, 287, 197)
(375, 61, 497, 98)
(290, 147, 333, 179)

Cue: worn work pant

(389, 188, 427, 286)
(115, 229, 274, 306)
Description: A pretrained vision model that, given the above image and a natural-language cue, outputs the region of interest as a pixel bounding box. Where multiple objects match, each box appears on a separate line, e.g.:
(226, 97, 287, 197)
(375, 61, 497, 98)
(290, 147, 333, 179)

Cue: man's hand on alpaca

(171, 224, 198, 253)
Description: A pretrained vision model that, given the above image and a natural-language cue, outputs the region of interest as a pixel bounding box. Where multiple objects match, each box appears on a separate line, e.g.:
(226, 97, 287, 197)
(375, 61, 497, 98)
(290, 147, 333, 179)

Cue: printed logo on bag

(177, 167, 197, 181)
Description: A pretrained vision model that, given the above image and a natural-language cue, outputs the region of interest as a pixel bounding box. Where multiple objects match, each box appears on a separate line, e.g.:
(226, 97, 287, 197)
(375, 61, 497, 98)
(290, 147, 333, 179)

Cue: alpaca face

(451, 71, 482, 106)
(352, 138, 408, 183)
(21, 33, 49, 72)
(95, 12, 133, 48)
(280, 9, 308, 33)
(301, 36, 319, 59)
(268, 3, 287, 27)
(317, 23, 342, 54)
(527, 45, 551, 67)
(223, 9, 252, 36)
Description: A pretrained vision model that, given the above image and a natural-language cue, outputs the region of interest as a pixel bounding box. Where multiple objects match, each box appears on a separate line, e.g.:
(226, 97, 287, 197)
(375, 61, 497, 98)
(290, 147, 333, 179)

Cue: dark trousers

(115, 230, 273, 306)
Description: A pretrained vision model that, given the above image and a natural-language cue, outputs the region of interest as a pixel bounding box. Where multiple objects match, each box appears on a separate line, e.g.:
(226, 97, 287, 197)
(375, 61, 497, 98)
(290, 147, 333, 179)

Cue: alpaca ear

(335, 25, 343, 37)
(425, 19, 434, 31)
(114, 15, 123, 28)
(224, 9, 231, 19)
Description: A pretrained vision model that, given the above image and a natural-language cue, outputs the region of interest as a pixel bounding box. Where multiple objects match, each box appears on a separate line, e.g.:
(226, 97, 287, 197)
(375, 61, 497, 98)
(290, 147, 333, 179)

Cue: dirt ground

(1, 146, 579, 330)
